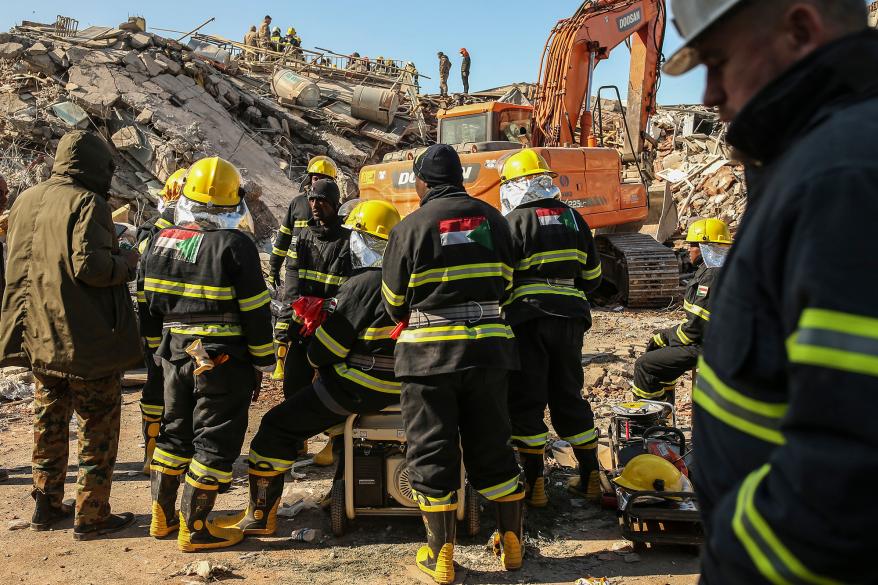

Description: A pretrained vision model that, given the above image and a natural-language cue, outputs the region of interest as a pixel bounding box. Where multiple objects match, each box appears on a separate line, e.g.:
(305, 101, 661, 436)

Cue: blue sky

(0, 1, 707, 104)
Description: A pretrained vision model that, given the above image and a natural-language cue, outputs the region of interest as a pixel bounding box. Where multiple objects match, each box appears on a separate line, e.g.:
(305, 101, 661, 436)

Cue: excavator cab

(437, 102, 533, 152)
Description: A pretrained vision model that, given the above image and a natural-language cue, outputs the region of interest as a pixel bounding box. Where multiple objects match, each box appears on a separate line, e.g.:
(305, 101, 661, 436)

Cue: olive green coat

(0, 131, 142, 380)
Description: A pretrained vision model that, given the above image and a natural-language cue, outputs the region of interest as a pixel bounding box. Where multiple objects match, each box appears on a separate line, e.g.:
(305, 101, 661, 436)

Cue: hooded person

(0, 130, 142, 539)
(380, 144, 525, 582)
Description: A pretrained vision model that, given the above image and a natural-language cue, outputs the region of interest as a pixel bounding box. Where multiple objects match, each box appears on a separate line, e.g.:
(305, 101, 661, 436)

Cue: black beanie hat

(413, 144, 464, 188)
(308, 178, 341, 208)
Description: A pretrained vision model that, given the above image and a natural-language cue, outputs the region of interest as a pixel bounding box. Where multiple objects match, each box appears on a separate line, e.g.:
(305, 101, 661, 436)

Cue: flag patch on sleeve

(536, 207, 578, 231)
(438, 216, 493, 250)
(697, 285, 709, 297)
(153, 228, 204, 263)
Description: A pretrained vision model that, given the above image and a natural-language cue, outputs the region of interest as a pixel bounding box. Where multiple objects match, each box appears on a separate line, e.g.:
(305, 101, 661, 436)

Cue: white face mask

(499, 174, 561, 216)
(701, 243, 730, 268)
(350, 230, 387, 269)
(175, 196, 254, 234)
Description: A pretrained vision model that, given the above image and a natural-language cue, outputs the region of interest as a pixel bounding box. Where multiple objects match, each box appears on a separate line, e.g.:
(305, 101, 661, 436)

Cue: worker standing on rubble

(270, 27, 282, 52)
(631, 218, 730, 404)
(459, 48, 470, 94)
(437, 51, 451, 97)
(134, 168, 188, 475)
(215, 200, 401, 538)
(382, 144, 525, 583)
(0, 131, 142, 539)
(664, 0, 878, 583)
(140, 156, 273, 551)
(498, 149, 603, 506)
(243, 25, 258, 61)
(257, 15, 272, 53)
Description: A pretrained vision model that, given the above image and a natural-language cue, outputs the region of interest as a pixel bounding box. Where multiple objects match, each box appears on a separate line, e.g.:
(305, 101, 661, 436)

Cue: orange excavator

(359, 0, 681, 307)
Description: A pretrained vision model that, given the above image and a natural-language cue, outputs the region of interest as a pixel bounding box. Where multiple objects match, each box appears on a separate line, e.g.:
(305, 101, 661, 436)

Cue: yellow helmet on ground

(161, 168, 187, 202)
(182, 157, 241, 207)
(500, 148, 557, 183)
(307, 155, 339, 180)
(613, 454, 684, 492)
(343, 200, 400, 240)
(685, 218, 732, 244)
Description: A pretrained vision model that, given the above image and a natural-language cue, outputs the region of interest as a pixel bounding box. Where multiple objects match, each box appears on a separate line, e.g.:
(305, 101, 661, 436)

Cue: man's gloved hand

(646, 332, 668, 352)
(267, 271, 281, 288)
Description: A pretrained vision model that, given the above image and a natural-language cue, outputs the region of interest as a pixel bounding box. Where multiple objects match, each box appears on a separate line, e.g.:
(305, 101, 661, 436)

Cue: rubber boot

(491, 487, 525, 571)
(177, 479, 243, 552)
(314, 425, 344, 466)
(566, 445, 601, 503)
(518, 448, 548, 508)
(271, 342, 287, 381)
(214, 467, 284, 535)
(416, 509, 457, 584)
(141, 412, 161, 475)
(30, 489, 74, 531)
(149, 468, 181, 538)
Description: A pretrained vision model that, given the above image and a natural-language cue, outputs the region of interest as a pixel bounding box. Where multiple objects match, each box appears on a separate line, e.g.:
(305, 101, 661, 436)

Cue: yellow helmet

(500, 148, 557, 183)
(287, 27, 295, 35)
(182, 157, 241, 207)
(613, 454, 683, 493)
(343, 200, 401, 239)
(307, 155, 339, 180)
(161, 168, 187, 202)
(685, 218, 732, 244)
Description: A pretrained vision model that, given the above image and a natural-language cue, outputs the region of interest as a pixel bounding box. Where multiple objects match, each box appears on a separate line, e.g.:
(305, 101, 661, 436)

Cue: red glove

(292, 296, 329, 337)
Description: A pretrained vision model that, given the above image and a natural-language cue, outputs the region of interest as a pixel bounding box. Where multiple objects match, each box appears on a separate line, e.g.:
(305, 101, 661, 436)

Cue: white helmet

(664, 0, 746, 76)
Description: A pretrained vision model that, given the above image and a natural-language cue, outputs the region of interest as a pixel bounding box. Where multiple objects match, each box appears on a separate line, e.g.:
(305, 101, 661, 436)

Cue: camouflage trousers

(32, 373, 122, 528)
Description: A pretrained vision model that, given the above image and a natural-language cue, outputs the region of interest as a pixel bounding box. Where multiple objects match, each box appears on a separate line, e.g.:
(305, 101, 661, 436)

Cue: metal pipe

(174, 17, 215, 42)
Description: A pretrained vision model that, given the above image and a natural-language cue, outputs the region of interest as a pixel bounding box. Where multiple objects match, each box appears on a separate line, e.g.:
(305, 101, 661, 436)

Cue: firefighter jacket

(282, 217, 351, 302)
(307, 268, 400, 409)
(137, 225, 274, 369)
(693, 30, 878, 585)
(654, 259, 715, 349)
(269, 194, 311, 275)
(136, 206, 175, 254)
(381, 187, 518, 377)
(504, 199, 602, 327)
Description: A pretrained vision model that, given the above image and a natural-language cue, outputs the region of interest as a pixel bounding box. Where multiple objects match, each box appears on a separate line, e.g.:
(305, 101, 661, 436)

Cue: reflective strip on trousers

(248, 449, 293, 472)
(563, 428, 598, 446)
(478, 474, 520, 501)
(511, 433, 548, 447)
(189, 458, 233, 483)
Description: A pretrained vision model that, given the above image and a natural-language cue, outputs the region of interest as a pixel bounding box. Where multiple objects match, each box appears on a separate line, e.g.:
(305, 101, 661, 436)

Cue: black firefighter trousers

(400, 368, 521, 502)
(509, 317, 597, 450)
(632, 344, 700, 401)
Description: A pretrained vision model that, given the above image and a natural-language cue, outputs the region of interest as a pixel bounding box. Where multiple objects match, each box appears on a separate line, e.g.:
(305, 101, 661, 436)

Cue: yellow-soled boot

(177, 479, 243, 552)
(149, 467, 181, 538)
(491, 487, 525, 571)
(271, 342, 288, 381)
(566, 445, 601, 503)
(314, 425, 344, 466)
(140, 406, 162, 475)
(518, 448, 548, 508)
(416, 507, 457, 584)
(214, 466, 284, 536)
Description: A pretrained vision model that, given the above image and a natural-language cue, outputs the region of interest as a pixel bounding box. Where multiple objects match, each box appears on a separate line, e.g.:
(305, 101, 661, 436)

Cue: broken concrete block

(23, 54, 58, 76)
(71, 90, 119, 117)
(48, 48, 69, 68)
(0, 42, 24, 61)
(51, 101, 90, 128)
(139, 53, 165, 77)
(129, 33, 151, 50)
(111, 126, 141, 150)
(267, 117, 281, 131)
(0, 92, 30, 116)
(135, 109, 154, 124)
(26, 42, 49, 56)
(154, 53, 181, 75)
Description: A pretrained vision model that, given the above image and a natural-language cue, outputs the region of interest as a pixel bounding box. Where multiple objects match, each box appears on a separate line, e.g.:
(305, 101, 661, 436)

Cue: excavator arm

(532, 0, 666, 158)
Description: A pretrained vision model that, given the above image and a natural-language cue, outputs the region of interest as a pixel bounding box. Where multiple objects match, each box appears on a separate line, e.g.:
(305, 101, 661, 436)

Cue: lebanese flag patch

(438, 216, 493, 250)
(536, 207, 578, 231)
(153, 228, 204, 263)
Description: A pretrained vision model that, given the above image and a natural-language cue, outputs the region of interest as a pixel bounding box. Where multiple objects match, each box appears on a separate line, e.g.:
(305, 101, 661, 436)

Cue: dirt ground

(0, 307, 700, 585)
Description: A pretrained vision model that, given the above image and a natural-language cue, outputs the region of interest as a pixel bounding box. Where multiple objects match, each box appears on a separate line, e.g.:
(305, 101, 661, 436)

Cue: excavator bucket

(641, 182, 678, 244)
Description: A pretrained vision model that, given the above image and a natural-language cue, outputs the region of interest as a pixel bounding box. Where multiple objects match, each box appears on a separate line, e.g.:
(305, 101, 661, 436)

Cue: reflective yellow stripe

(299, 269, 347, 286)
(144, 278, 235, 300)
(653, 333, 667, 348)
(397, 323, 514, 343)
(632, 384, 667, 399)
(271, 246, 288, 257)
(408, 262, 513, 288)
(412, 490, 458, 512)
(733, 464, 843, 585)
(248, 342, 274, 357)
(185, 476, 219, 491)
(504, 283, 585, 305)
(189, 459, 232, 483)
(153, 448, 191, 468)
(479, 474, 520, 501)
(675, 324, 694, 345)
(315, 327, 349, 358)
(140, 402, 164, 416)
(582, 264, 602, 280)
(511, 433, 548, 447)
(358, 326, 395, 341)
(516, 249, 587, 271)
(145, 336, 161, 349)
(381, 280, 406, 307)
(238, 290, 270, 312)
(693, 358, 787, 445)
(563, 428, 598, 446)
(275, 321, 290, 331)
(278, 225, 292, 235)
(684, 300, 711, 322)
(333, 363, 401, 393)
(293, 219, 309, 228)
(248, 449, 293, 472)
(787, 308, 878, 378)
(169, 324, 244, 336)
(137, 291, 147, 303)
(138, 238, 150, 254)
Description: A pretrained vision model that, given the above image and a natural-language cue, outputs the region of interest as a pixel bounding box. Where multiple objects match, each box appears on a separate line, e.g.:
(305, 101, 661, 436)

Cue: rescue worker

(279, 178, 351, 399)
(270, 26, 282, 52)
(139, 157, 273, 551)
(382, 144, 524, 583)
(437, 51, 451, 97)
(135, 168, 188, 475)
(459, 48, 471, 94)
(243, 25, 258, 61)
(664, 0, 876, 582)
(215, 200, 402, 537)
(631, 218, 730, 404)
(269, 156, 340, 381)
(285, 27, 302, 48)
(257, 15, 272, 53)
(0, 131, 142, 539)
(498, 150, 603, 506)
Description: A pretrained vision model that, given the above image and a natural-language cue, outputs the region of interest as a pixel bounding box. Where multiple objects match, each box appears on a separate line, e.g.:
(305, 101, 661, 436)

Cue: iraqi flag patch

(697, 285, 709, 297)
(536, 207, 578, 231)
(153, 228, 204, 263)
(438, 216, 493, 250)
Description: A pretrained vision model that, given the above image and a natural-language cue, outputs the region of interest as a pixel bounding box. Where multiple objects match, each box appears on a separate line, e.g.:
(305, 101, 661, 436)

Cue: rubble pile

(0, 18, 427, 239)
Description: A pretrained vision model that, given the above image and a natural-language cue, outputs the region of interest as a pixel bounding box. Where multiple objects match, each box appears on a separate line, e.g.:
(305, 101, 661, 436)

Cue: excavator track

(596, 233, 682, 308)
